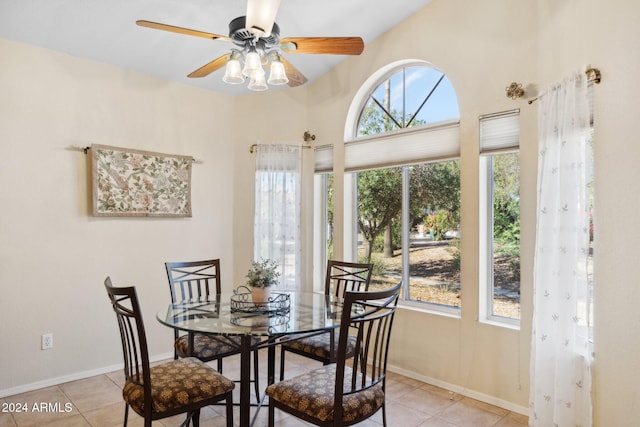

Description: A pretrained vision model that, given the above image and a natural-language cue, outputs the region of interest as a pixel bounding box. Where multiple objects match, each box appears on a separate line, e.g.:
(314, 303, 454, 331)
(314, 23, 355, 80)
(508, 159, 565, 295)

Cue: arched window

(343, 62, 460, 172)
(356, 65, 459, 136)
(346, 62, 462, 313)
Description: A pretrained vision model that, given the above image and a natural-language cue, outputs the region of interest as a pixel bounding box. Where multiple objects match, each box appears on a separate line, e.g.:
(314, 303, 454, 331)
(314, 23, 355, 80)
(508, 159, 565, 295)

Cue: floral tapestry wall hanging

(91, 144, 192, 217)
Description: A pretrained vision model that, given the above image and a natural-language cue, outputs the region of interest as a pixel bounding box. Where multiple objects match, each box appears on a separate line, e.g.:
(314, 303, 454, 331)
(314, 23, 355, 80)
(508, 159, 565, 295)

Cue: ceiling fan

(136, 0, 364, 91)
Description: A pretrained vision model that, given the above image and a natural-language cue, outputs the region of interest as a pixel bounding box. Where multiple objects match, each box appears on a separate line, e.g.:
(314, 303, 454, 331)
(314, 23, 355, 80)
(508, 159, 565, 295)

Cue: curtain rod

(249, 143, 313, 154)
(528, 67, 601, 105)
(67, 145, 203, 164)
(249, 131, 316, 153)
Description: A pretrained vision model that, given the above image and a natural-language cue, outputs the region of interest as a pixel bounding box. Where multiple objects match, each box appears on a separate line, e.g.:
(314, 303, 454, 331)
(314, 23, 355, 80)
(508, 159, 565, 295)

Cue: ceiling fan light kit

(221, 47, 290, 89)
(223, 16, 291, 91)
(136, 0, 364, 92)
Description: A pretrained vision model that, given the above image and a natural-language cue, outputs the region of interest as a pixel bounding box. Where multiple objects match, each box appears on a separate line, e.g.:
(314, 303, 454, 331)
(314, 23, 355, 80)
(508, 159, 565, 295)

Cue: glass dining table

(157, 290, 344, 427)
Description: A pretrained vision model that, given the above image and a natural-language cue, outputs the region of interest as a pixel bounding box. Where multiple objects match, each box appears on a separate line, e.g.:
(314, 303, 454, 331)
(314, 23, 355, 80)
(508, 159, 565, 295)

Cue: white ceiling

(0, 0, 432, 96)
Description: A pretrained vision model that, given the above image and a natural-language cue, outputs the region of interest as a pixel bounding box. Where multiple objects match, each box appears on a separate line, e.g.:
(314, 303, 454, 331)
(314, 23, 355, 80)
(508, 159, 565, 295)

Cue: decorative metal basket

(230, 286, 291, 315)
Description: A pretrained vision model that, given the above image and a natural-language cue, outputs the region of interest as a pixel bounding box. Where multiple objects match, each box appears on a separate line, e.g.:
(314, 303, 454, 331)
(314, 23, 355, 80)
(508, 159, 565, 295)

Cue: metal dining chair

(279, 260, 373, 380)
(266, 281, 402, 427)
(165, 259, 261, 401)
(103, 277, 234, 427)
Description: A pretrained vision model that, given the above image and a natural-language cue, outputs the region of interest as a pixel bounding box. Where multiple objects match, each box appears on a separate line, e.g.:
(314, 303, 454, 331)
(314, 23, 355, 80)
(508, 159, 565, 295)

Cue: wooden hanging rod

(528, 67, 601, 105)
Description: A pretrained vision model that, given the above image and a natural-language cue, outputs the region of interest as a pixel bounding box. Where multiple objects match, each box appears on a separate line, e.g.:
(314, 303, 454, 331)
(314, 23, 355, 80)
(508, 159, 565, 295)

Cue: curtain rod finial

(586, 68, 601, 84)
(304, 131, 316, 142)
(506, 82, 525, 100)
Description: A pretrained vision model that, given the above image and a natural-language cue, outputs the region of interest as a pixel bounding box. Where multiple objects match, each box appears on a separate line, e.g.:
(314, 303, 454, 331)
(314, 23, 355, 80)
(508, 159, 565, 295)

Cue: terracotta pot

(250, 286, 272, 303)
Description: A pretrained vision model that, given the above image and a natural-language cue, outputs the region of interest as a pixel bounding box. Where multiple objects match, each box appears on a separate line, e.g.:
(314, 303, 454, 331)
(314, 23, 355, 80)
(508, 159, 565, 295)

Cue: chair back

(165, 259, 221, 303)
(103, 277, 152, 412)
(325, 260, 373, 297)
(333, 282, 401, 422)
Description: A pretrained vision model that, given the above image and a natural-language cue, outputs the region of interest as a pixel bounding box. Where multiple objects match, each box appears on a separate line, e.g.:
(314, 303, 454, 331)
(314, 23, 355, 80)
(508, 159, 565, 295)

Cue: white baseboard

(387, 363, 529, 416)
(0, 352, 173, 399)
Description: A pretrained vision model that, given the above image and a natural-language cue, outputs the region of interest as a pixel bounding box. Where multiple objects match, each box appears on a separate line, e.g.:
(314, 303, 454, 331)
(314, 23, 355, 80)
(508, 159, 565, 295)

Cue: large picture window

(357, 160, 461, 311)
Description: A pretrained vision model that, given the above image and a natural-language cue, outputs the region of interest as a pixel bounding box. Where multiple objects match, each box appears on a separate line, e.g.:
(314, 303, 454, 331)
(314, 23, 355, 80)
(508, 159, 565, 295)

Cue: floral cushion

(283, 332, 357, 360)
(123, 357, 235, 416)
(175, 333, 260, 360)
(265, 364, 384, 423)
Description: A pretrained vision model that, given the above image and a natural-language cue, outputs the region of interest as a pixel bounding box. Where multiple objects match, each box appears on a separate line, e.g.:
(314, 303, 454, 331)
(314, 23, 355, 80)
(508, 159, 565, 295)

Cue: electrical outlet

(42, 333, 53, 350)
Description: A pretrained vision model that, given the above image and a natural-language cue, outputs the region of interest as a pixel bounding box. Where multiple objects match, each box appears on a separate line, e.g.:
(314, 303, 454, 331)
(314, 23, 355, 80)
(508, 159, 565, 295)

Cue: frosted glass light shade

(222, 58, 244, 84)
(268, 60, 289, 85)
(242, 51, 262, 77)
(248, 69, 268, 91)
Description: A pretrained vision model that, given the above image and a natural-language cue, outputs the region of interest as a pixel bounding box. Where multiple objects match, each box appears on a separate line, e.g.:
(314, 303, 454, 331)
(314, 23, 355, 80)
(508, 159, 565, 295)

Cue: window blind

(314, 145, 334, 173)
(479, 109, 520, 154)
(343, 120, 460, 172)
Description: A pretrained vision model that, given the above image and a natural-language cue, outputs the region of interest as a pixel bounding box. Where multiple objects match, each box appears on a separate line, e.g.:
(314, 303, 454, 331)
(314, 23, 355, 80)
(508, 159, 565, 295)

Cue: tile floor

(0, 350, 528, 427)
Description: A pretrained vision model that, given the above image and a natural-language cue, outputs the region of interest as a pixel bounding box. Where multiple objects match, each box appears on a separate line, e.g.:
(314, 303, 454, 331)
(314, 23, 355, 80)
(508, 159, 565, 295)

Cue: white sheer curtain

(530, 67, 592, 426)
(253, 144, 302, 290)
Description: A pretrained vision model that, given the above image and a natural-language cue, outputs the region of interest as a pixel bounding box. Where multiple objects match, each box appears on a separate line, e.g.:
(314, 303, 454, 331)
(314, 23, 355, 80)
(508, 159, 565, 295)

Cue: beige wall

(0, 39, 236, 391)
(2, 0, 640, 424)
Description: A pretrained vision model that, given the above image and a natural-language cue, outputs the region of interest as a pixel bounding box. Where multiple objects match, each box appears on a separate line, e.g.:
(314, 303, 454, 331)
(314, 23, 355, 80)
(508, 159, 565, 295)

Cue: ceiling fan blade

(136, 20, 229, 41)
(188, 54, 230, 78)
(280, 37, 364, 55)
(278, 56, 308, 87)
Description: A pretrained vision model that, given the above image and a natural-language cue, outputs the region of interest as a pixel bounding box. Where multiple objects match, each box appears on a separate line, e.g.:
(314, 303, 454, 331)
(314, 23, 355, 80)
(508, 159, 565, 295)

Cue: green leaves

(245, 259, 281, 288)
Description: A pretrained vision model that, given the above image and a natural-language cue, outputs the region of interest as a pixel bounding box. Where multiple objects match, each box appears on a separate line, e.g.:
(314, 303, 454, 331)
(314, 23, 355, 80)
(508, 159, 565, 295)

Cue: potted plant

(245, 259, 280, 302)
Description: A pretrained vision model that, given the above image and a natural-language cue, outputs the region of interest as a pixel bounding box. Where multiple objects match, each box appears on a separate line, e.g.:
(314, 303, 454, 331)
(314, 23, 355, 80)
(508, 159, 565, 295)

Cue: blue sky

(370, 66, 460, 128)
